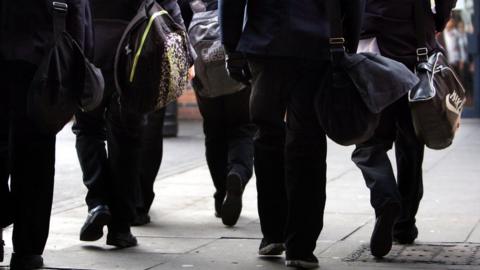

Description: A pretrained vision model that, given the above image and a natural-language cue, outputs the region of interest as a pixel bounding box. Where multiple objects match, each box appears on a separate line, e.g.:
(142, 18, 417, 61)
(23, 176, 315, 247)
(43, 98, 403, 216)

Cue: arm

(219, 0, 250, 84)
(434, 0, 457, 32)
(66, 0, 94, 59)
(219, 0, 247, 52)
(341, 0, 365, 53)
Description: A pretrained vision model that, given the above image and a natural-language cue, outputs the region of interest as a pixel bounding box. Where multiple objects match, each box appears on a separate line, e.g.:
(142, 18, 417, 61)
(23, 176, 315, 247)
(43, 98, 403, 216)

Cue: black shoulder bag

(28, 1, 104, 135)
(315, 0, 419, 146)
(409, 0, 467, 150)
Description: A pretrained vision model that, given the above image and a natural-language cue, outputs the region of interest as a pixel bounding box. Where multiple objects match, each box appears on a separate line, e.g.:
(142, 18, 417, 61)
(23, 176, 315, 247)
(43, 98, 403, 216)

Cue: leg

(196, 93, 229, 216)
(248, 57, 288, 247)
(352, 101, 402, 258)
(283, 60, 327, 264)
(135, 108, 166, 223)
(72, 106, 110, 210)
(223, 87, 255, 185)
(394, 97, 424, 243)
(105, 97, 142, 247)
(9, 61, 55, 263)
(0, 65, 12, 229)
(352, 105, 401, 214)
(220, 88, 255, 226)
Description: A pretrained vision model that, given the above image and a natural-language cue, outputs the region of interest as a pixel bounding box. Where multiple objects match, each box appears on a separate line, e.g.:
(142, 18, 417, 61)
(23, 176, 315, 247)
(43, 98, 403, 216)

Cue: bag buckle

(416, 47, 428, 62)
(52, 2, 68, 13)
(329, 37, 345, 45)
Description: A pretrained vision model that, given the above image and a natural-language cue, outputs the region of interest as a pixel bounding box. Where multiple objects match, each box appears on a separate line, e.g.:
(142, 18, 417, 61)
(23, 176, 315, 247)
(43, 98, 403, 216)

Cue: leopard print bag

(114, 0, 189, 114)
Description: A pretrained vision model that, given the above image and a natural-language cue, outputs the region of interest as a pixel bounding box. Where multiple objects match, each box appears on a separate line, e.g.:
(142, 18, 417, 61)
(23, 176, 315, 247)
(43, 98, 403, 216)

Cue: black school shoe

(370, 201, 401, 258)
(221, 173, 244, 226)
(285, 254, 319, 269)
(80, 205, 112, 241)
(9, 253, 43, 270)
(132, 212, 151, 226)
(394, 225, 418, 244)
(258, 239, 285, 256)
(106, 231, 138, 248)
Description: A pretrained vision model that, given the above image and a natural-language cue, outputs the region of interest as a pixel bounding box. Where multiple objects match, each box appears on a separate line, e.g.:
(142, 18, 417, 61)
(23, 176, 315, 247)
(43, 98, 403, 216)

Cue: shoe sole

(370, 203, 401, 258)
(80, 211, 111, 241)
(221, 174, 243, 227)
(106, 237, 138, 248)
(285, 260, 319, 269)
(258, 243, 285, 256)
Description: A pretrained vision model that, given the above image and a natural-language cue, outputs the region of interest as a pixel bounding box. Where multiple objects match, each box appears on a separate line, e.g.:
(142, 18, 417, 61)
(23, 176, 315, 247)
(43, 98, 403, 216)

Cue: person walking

(0, 0, 93, 268)
(178, 0, 255, 227)
(74, 0, 187, 247)
(220, 0, 364, 268)
(353, 0, 457, 258)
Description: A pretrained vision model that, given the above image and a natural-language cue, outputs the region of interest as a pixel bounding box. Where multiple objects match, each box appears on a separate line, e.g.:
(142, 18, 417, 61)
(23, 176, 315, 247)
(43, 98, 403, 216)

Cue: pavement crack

(464, 218, 480, 243)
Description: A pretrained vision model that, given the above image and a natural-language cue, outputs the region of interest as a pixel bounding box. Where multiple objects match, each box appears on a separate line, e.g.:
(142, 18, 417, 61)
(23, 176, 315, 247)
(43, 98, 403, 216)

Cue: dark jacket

(362, 0, 457, 68)
(219, 0, 364, 60)
(0, 0, 94, 65)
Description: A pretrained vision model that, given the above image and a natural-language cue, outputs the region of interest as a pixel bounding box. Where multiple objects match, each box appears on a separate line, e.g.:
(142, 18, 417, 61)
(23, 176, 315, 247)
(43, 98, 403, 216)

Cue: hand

(225, 51, 251, 85)
(188, 66, 196, 81)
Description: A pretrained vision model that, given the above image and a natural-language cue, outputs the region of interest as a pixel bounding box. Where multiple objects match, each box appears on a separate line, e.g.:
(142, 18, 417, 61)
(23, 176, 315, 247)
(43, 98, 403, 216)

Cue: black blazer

(0, 0, 94, 65)
(362, 0, 457, 68)
(219, 0, 364, 60)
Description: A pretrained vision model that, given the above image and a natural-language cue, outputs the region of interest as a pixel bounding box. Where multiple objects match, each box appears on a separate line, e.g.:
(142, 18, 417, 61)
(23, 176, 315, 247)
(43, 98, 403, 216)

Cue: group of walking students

(0, 0, 459, 269)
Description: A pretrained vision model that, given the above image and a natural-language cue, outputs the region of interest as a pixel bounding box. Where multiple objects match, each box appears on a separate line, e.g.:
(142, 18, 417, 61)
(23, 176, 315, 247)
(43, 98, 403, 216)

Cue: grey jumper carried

(187, 0, 245, 97)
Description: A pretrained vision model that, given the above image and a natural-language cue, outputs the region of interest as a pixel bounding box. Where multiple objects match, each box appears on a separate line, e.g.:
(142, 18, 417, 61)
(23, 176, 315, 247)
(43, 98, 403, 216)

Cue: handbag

(28, 1, 104, 135)
(114, 0, 190, 114)
(409, 0, 467, 150)
(315, 0, 419, 146)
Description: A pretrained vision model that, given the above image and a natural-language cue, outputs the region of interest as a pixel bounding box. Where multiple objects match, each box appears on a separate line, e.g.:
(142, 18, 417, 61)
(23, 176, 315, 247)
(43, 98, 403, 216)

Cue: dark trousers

(73, 95, 144, 231)
(135, 109, 166, 215)
(196, 89, 255, 198)
(0, 61, 56, 255)
(352, 96, 424, 233)
(248, 57, 328, 258)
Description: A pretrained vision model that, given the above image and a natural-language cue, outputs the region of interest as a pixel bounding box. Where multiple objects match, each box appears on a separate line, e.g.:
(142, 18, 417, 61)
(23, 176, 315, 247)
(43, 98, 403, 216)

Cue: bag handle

(52, 1, 68, 40)
(414, 0, 430, 63)
(326, 0, 347, 66)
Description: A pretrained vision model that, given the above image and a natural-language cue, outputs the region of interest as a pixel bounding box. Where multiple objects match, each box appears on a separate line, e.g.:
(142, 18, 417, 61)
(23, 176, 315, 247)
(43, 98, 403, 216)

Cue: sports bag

(409, 0, 467, 150)
(28, 1, 104, 135)
(316, 0, 419, 146)
(187, 0, 245, 97)
(114, 0, 190, 114)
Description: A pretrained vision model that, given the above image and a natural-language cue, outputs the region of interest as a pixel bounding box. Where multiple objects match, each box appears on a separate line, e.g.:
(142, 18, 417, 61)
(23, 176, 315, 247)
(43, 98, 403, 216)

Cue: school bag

(114, 0, 190, 114)
(187, 0, 245, 97)
(28, 0, 104, 135)
(408, 0, 467, 150)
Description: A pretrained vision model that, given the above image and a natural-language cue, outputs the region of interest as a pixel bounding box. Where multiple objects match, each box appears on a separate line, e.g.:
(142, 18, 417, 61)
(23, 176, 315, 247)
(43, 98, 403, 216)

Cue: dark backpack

(187, 0, 245, 97)
(28, 1, 104, 135)
(114, 0, 190, 114)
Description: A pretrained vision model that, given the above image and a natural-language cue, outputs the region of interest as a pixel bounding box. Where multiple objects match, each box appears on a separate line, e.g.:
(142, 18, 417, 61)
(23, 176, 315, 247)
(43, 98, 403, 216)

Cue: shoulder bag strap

(414, 0, 429, 63)
(327, 0, 346, 66)
(52, 1, 68, 40)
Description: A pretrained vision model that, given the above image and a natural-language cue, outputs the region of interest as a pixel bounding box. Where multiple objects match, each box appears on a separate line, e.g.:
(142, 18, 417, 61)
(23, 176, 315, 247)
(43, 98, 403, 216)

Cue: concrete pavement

(1, 119, 479, 270)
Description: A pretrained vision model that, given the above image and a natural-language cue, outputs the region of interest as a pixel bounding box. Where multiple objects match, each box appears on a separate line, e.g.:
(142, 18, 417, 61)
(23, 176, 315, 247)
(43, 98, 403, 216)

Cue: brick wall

(178, 85, 202, 120)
